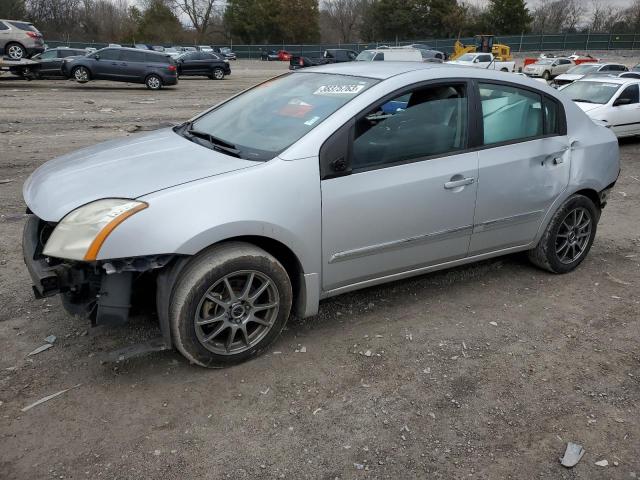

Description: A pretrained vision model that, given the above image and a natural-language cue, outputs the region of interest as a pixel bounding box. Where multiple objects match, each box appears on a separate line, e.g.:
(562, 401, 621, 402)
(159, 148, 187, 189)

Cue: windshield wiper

(180, 124, 242, 158)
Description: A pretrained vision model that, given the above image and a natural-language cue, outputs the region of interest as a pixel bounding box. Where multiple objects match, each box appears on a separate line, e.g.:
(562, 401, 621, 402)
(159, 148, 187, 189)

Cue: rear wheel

(6, 42, 26, 60)
(145, 74, 162, 90)
(528, 194, 599, 273)
(212, 67, 224, 80)
(169, 242, 293, 368)
(542, 70, 551, 80)
(72, 66, 90, 83)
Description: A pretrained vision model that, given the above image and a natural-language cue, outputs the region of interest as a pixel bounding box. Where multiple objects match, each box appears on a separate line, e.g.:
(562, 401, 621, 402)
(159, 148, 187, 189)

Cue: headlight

(44, 199, 148, 261)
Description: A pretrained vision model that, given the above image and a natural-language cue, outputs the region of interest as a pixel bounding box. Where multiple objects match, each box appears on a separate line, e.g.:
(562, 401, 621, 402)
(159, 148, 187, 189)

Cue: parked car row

(6, 45, 232, 89)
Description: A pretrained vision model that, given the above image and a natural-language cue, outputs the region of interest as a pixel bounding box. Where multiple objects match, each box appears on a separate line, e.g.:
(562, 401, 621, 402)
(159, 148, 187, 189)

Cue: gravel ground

(0, 59, 639, 479)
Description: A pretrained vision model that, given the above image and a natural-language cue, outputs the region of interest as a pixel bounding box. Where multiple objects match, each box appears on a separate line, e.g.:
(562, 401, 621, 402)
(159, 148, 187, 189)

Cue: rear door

(118, 50, 147, 81)
(470, 81, 571, 254)
(321, 81, 478, 291)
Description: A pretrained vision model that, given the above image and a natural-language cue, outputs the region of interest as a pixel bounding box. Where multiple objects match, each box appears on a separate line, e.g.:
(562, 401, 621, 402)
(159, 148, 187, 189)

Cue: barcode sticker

(314, 84, 365, 95)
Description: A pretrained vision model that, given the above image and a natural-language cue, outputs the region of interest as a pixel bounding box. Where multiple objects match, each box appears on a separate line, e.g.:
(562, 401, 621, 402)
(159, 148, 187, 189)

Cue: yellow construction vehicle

(450, 35, 512, 61)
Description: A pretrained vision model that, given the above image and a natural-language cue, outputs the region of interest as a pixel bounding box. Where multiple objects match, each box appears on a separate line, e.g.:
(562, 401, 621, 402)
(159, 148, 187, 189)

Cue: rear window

(8, 21, 37, 31)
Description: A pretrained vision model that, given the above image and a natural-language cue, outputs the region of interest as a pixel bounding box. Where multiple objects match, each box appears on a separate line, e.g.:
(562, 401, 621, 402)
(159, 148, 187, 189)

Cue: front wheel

(145, 74, 162, 90)
(73, 66, 90, 83)
(169, 242, 293, 368)
(542, 70, 551, 80)
(528, 194, 599, 273)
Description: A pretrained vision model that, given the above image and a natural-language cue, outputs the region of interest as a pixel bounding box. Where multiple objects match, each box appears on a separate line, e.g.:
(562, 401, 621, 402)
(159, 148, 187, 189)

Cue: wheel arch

(156, 234, 311, 350)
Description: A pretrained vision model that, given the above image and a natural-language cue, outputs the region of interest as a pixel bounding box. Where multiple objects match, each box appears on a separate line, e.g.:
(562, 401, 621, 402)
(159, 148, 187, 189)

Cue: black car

(10, 47, 87, 78)
(62, 47, 178, 90)
(176, 51, 230, 79)
(212, 47, 237, 60)
(290, 48, 358, 70)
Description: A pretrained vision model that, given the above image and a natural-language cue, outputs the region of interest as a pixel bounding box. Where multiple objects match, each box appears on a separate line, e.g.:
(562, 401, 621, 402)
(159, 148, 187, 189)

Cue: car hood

(24, 128, 259, 222)
(574, 102, 605, 113)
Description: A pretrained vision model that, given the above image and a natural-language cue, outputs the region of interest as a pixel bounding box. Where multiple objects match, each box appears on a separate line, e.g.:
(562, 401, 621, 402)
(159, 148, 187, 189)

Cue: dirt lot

(0, 59, 639, 479)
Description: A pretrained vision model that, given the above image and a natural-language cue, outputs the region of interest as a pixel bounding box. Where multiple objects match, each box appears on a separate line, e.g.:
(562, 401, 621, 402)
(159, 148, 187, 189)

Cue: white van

(356, 48, 423, 62)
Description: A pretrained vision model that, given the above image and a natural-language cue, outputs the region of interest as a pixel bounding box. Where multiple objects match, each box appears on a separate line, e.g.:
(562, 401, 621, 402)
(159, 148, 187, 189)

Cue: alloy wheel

(555, 207, 592, 264)
(7, 44, 24, 60)
(74, 67, 88, 82)
(214, 68, 224, 79)
(194, 270, 280, 355)
(147, 75, 161, 89)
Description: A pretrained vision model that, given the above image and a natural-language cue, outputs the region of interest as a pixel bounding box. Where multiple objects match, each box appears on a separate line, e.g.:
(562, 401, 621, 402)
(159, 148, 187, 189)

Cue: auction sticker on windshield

(314, 84, 366, 95)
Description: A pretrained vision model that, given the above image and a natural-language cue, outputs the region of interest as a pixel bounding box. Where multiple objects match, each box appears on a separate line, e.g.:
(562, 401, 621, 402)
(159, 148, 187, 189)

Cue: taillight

(168, 65, 176, 72)
(26, 31, 40, 39)
(299, 58, 303, 66)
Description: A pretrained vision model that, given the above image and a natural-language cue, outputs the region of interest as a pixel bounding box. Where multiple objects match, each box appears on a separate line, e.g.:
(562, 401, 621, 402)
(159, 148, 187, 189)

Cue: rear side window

(543, 97, 560, 134)
(121, 50, 146, 62)
(146, 53, 169, 63)
(480, 83, 543, 144)
(8, 21, 36, 31)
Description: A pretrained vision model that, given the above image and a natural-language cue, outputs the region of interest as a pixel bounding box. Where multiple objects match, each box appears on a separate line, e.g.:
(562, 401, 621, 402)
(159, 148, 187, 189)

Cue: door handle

(444, 177, 475, 189)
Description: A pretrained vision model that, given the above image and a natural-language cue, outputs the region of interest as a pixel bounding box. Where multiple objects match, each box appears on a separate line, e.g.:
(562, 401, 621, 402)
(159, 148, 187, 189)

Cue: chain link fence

(46, 33, 640, 59)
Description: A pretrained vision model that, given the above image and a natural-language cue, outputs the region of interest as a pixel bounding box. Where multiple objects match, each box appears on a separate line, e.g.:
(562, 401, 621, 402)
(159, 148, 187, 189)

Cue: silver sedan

(23, 63, 620, 367)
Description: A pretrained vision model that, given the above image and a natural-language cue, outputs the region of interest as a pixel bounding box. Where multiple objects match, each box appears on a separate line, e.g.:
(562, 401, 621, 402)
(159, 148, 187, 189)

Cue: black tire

(212, 67, 224, 80)
(169, 242, 293, 368)
(6, 42, 26, 60)
(542, 70, 551, 81)
(72, 66, 90, 83)
(528, 194, 599, 274)
(500, 67, 508, 72)
(145, 74, 162, 90)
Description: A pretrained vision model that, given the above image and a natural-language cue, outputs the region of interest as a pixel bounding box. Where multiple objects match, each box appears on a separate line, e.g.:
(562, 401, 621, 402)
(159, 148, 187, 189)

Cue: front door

(321, 82, 478, 291)
(470, 81, 571, 254)
(608, 83, 640, 136)
(92, 48, 121, 80)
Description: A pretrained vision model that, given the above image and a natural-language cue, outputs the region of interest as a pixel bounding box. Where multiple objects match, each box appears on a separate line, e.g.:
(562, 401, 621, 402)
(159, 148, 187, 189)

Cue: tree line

(1, 0, 640, 45)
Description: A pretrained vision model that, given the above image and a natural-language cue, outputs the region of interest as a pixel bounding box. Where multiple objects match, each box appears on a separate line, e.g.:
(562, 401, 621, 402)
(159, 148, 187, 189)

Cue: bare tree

(321, 0, 362, 43)
(589, 0, 623, 32)
(531, 0, 584, 33)
(171, 0, 221, 42)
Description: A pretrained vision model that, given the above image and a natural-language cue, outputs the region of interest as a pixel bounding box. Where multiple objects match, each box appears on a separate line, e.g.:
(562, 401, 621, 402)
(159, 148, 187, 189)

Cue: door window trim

(319, 77, 567, 180)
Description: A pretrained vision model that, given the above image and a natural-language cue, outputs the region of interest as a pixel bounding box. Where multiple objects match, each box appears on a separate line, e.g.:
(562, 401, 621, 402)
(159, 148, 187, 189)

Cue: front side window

(40, 50, 57, 59)
(478, 55, 492, 63)
(352, 84, 467, 170)
(0, 22, 9, 30)
(373, 52, 384, 61)
(616, 84, 639, 105)
(188, 72, 378, 161)
(480, 83, 543, 144)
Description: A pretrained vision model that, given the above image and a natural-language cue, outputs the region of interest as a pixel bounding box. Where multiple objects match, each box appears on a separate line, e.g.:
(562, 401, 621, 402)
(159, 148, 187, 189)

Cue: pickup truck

(447, 53, 516, 72)
(289, 48, 358, 70)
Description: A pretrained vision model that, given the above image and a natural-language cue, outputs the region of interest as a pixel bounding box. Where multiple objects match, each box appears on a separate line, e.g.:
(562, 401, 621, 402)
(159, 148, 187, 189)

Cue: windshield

(561, 81, 621, 104)
(567, 64, 600, 74)
(356, 51, 376, 61)
(185, 73, 378, 161)
(457, 54, 476, 62)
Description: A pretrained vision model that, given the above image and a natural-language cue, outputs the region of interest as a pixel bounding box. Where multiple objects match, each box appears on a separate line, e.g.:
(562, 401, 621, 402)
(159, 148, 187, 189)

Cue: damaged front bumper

(22, 214, 172, 326)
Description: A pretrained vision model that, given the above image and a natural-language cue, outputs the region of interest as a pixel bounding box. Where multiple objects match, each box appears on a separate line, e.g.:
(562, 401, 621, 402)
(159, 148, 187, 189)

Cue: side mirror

(473, 58, 479, 63)
(94, 54, 100, 60)
(614, 97, 632, 106)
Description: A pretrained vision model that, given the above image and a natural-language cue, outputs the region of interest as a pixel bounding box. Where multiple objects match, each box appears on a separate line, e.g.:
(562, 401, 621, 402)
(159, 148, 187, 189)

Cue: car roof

(576, 76, 640, 85)
(302, 61, 448, 79)
(101, 46, 166, 56)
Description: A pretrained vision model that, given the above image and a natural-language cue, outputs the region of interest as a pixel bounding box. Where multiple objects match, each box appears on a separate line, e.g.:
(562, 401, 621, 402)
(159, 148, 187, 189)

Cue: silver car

(0, 19, 44, 60)
(23, 63, 619, 367)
